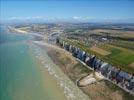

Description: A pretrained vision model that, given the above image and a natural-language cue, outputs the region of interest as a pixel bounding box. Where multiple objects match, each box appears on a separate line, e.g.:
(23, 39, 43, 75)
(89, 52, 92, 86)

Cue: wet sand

(32, 42, 90, 100)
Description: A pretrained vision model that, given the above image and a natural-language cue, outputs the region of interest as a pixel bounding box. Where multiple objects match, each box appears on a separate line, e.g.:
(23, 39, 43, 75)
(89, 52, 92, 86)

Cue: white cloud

(72, 16, 91, 20)
(85, 17, 91, 19)
(9, 17, 26, 20)
(72, 16, 82, 20)
(9, 16, 47, 20)
(30, 16, 46, 19)
(8, 16, 92, 22)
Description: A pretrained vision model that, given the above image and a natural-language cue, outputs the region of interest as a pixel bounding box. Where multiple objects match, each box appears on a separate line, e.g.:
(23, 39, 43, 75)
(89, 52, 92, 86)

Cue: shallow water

(0, 26, 90, 100)
(0, 26, 66, 100)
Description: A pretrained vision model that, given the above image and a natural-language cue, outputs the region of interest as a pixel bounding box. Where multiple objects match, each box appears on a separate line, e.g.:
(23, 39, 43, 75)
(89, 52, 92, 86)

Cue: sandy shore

(33, 41, 134, 100)
(31, 41, 90, 100)
(8, 26, 28, 34)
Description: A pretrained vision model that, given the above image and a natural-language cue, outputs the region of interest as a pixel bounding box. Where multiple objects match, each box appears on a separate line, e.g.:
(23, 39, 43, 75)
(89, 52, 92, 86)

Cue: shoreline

(5, 24, 134, 100)
(29, 43, 67, 100)
(34, 40, 134, 100)
(8, 26, 28, 34)
(31, 41, 90, 100)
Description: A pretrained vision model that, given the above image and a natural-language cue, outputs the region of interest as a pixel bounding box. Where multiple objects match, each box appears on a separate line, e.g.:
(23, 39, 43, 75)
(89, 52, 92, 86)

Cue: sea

(0, 25, 90, 100)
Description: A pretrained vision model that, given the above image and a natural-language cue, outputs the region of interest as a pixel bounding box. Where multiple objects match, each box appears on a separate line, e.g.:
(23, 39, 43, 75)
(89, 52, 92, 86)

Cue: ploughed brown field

(91, 29, 134, 37)
(129, 62, 134, 68)
(90, 46, 111, 56)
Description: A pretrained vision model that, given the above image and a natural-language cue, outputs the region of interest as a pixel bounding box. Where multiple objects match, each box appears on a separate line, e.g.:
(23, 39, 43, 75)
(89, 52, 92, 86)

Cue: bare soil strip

(129, 62, 134, 68)
(90, 46, 111, 56)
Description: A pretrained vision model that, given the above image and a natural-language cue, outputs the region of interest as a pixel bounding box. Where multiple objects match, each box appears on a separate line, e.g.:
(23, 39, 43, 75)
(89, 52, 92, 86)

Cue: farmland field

(62, 38, 134, 73)
(98, 44, 134, 73)
(110, 40, 134, 50)
(91, 29, 134, 38)
(129, 62, 134, 68)
(90, 46, 111, 56)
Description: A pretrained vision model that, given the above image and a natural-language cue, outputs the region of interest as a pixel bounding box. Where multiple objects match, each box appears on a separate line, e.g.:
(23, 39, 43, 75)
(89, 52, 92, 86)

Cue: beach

(40, 40, 134, 100)
(8, 26, 28, 34)
(32, 41, 90, 100)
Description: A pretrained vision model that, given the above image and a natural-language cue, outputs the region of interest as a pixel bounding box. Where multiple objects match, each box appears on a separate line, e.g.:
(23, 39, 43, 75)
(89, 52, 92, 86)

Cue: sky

(0, 0, 134, 23)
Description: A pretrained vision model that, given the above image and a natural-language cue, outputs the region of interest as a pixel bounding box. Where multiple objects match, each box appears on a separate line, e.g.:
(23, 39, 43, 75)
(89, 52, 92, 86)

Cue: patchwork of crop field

(111, 40, 134, 50)
(92, 29, 134, 38)
(97, 44, 134, 72)
(62, 38, 134, 73)
(99, 44, 134, 65)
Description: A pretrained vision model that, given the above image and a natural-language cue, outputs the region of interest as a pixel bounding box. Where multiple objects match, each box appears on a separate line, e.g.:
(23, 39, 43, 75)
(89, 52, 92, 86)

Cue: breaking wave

(32, 44, 90, 100)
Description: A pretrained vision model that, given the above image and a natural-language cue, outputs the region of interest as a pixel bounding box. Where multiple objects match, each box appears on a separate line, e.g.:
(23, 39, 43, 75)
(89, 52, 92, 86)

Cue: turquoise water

(0, 26, 67, 100)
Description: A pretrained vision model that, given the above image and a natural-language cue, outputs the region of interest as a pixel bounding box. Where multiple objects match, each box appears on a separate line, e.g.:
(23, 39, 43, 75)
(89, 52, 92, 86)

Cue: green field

(61, 38, 134, 73)
(110, 40, 134, 50)
(100, 45, 134, 64)
(98, 44, 134, 73)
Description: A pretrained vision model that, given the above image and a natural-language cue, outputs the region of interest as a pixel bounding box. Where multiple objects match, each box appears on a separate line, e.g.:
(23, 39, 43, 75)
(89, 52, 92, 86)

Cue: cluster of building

(56, 38, 134, 95)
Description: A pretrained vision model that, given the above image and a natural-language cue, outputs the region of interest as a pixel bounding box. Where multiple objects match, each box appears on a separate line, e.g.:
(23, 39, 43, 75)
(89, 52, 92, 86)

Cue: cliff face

(43, 42, 134, 100)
